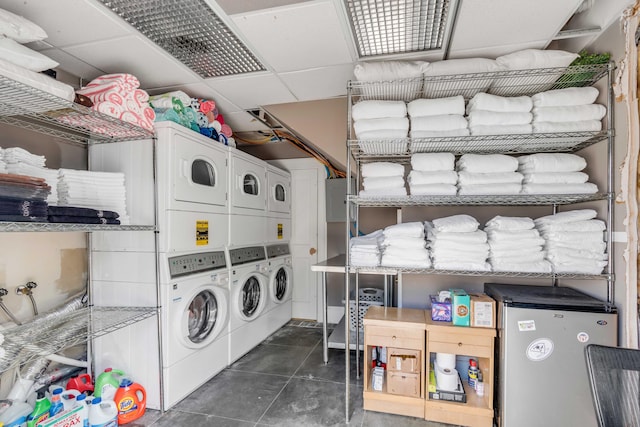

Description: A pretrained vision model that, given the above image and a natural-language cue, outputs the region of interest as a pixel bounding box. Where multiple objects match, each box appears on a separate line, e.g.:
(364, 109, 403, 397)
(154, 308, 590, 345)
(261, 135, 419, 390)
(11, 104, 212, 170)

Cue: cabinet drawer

(428, 331, 492, 358)
(366, 326, 424, 349)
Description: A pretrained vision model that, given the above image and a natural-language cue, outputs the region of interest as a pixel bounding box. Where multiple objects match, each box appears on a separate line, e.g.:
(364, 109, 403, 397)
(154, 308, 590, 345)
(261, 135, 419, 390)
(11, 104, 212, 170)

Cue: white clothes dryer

(265, 164, 291, 245)
(263, 243, 293, 337)
(161, 250, 230, 410)
(227, 246, 270, 364)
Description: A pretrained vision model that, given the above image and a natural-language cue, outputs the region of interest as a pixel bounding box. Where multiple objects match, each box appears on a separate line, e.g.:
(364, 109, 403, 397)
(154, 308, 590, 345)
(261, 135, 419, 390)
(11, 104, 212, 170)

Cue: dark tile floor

(129, 322, 458, 426)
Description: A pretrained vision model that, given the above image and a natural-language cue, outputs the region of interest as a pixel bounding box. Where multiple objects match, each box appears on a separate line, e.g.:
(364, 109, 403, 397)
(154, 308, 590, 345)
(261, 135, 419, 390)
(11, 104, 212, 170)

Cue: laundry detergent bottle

(114, 379, 146, 424)
(94, 368, 125, 401)
(75, 393, 89, 427)
(88, 397, 117, 427)
(60, 389, 80, 412)
(26, 391, 50, 427)
(48, 387, 64, 418)
(0, 401, 33, 427)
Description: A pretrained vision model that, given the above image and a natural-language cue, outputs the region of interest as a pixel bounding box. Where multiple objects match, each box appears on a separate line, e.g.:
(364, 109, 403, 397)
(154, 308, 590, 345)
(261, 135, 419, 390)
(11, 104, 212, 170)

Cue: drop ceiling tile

(205, 73, 296, 109)
(278, 64, 354, 101)
(39, 48, 105, 83)
(224, 111, 271, 132)
(449, 40, 549, 60)
(217, 0, 313, 15)
(62, 36, 200, 89)
(231, 0, 354, 73)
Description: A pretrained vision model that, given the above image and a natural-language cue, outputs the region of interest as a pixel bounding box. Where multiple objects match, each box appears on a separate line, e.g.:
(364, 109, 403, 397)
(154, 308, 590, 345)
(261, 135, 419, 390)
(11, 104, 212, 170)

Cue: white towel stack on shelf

(456, 154, 523, 195)
(535, 209, 608, 274)
(0, 148, 6, 174)
(485, 215, 551, 273)
(426, 214, 490, 271)
(3, 147, 58, 204)
(352, 100, 409, 140)
(380, 222, 430, 268)
(57, 169, 129, 224)
(407, 96, 469, 138)
(359, 162, 406, 197)
(518, 153, 598, 194)
(466, 93, 533, 135)
(531, 87, 606, 133)
(349, 229, 383, 267)
(2, 147, 45, 168)
(408, 153, 457, 196)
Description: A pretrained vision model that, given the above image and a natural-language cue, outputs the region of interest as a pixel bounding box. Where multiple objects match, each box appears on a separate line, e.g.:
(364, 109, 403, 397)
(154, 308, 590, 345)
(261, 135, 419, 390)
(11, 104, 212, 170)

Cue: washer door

(271, 266, 292, 304)
(237, 273, 266, 321)
(180, 285, 228, 349)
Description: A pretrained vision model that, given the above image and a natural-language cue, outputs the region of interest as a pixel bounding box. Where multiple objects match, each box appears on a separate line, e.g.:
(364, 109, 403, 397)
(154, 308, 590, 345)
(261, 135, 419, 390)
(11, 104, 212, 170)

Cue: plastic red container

(65, 373, 94, 394)
(114, 379, 146, 425)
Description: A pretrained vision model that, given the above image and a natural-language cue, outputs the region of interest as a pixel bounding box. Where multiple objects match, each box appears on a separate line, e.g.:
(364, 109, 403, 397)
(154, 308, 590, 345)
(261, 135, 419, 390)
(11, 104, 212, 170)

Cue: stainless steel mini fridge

(484, 283, 617, 427)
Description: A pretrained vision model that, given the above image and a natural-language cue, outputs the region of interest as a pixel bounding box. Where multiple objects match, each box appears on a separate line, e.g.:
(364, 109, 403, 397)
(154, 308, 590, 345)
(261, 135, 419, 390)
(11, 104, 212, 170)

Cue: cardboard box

(388, 348, 421, 373)
(430, 295, 452, 322)
(450, 288, 470, 327)
(468, 293, 496, 328)
(387, 371, 420, 398)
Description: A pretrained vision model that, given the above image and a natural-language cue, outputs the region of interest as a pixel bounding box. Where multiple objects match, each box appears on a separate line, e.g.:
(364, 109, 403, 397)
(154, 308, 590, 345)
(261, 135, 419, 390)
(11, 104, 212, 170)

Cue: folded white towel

(427, 229, 488, 244)
(489, 237, 546, 250)
(363, 176, 405, 191)
(532, 104, 607, 123)
(3, 147, 46, 167)
(490, 246, 544, 258)
(532, 87, 600, 107)
(534, 209, 597, 225)
(433, 252, 489, 265)
(361, 162, 405, 178)
(410, 129, 470, 138)
(457, 154, 519, 173)
(408, 170, 458, 185)
(356, 129, 410, 140)
(354, 117, 409, 138)
(411, 115, 468, 132)
(352, 100, 407, 120)
(384, 246, 430, 260)
(382, 237, 426, 249)
(458, 183, 522, 195)
(491, 260, 553, 273)
(470, 124, 533, 135)
(522, 183, 598, 194)
(411, 153, 455, 171)
(467, 93, 533, 113)
(546, 246, 607, 261)
(354, 61, 429, 81)
(518, 153, 587, 172)
(381, 255, 431, 268)
(532, 120, 602, 133)
(543, 230, 604, 243)
(467, 110, 532, 127)
(384, 222, 425, 238)
(429, 240, 490, 253)
(433, 261, 491, 271)
(538, 219, 605, 233)
(485, 215, 535, 230)
(552, 261, 607, 275)
(358, 187, 407, 197)
(547, 251, 607, 265)
(487, 229, 540, 241)
(432, 214, 479, 232)
(407, 96, 465, 117)
(350, 230, 383, 248)
(545, 240, 606, 253)
(409, 184, 457, 196)
(523, 172, 589, 184)
(490, 251, 546, 264)
(59, 169, 125, 180)
(457, 171, 523, 185)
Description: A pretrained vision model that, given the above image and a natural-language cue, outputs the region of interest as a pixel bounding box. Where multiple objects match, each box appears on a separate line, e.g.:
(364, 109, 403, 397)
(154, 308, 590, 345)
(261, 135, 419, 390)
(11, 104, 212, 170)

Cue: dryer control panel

(229, 246, 266, 266)
(266, 243, 290, 258)
(168, 251, 227, 278)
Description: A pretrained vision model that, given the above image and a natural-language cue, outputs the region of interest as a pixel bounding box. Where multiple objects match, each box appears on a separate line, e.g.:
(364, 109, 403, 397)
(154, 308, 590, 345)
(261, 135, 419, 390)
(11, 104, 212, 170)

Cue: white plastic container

(88, 397, 117, 427)
(61, 389, 80, 412)
(75, 394, 90, 427)
(0, 401, 34, 427)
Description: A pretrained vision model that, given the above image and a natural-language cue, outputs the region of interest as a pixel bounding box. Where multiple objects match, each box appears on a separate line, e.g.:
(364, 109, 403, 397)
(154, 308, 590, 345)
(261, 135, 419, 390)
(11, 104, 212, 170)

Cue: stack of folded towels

(359, 162, 406, 197)
(0, 173, 49, 222)
(3, 147, 59, 204)
(407, 96, 469, 138)
(426, 214, 490, 271)
(456, 154, 523, 195)
(57, 169, 129, 224)
(518, 153, 598, 194)
(0, 149, 5, 174)
(380, 222, 430, 268)
(349, 229, 383, 267)
(535, 209, 608, 274)
(531, 87, 606, 133)
(352, 100, 409, 140)
(466, 92, 533, 135)
(485, 215, 551, 273)
(408, 153, 457, 196)
(47, 206, 120, 225)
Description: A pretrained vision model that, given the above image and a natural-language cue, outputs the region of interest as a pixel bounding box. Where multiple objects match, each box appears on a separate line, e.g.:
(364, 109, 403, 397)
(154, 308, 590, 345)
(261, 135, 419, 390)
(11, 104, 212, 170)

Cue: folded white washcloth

(382, 237, 426, 249)
(467, 93, 533, 113)
(532, 104, 607, 123)
(517, 153, 587, 172)
(410, 129, 470, 138)
(363, 176, 405, 191)
(485, 215, 535, 230)
(433, 261, 491, 271)
(409, 184, 457, 196)
(532, 87, 599, 107)
(358, 187, 407, 197)
(522, 183, 598, 195)
(361, 162, 405, 178)
(470, 124, 533, 135)
(552, 261, 607, 275)
(407, 96, 465, 117)
(523, 172, 589, 184)
(411, 153, 455, 171)
(457, 154, 519, 173)
(489, 237, 546, 250)
(429, 240, 490, 254)
(538, 219, 605, 233)
(383, 222, 425, 238)
(356, 129, 410, 140)
(427, 229, 487, 244)
(532, 120, 602, 133)
(491, 260, 553, 273)
(408, 170, 458, 185)
(410, 115, 468, 131)
(432, 214, 479, 233)
(354, 61, 430, 81)
(534, 209, 597, 225)
(351, 100, 407, 120)
(384, 246, 430, 260)
(457, 171, 523, 185)
(487, 229, 540, 242)
(490, 246, 544, 258)
(354, 117, 409, 138)
(380, 255, 431, 268)
(467, 110, 532, 127)
(458, 183, 522, 195)
(490, 251, 546, 263)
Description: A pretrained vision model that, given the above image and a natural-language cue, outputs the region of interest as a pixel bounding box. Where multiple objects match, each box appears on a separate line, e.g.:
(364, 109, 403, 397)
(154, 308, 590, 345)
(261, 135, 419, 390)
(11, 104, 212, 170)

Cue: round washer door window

(275, 267, 288, 302)
(242, 276, 262, 317)
(187, 290, 218, 344)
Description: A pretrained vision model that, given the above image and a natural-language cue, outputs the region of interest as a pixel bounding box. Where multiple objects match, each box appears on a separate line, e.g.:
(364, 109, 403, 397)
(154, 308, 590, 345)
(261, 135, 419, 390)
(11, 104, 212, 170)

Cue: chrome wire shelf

(0, 222, 155, 232)
(348, 63, 611, 101)
(349, 193, 608, 207)
(0, 306, 157, 374)
(0, 75, 154, 144)
(349, 130, 610, 159)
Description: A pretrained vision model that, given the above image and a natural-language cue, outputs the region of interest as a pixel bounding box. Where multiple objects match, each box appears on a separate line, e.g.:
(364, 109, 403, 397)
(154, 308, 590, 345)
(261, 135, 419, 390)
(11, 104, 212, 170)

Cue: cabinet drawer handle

(458, 342, 463, 347)
(392, 335, 397, 340)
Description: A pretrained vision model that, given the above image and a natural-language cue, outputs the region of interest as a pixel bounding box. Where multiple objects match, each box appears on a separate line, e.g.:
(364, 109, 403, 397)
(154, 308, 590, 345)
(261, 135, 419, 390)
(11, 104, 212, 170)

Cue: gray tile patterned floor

(131, 321, 460, 426)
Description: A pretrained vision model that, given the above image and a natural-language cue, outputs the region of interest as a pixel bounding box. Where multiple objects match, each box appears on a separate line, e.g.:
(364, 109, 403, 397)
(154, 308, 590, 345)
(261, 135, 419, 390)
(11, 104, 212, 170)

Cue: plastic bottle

(113, 379, 146, 425)
(49, 387, 64, 418)
(88, 397, 117, 427)
(94, 369, 126, 401)
(60, 390, 80, 412)
(467, 358, 478, 389)
(75, 394, 90, 427)
(66, 374, 94, 394)
(26, 391, 51, 427)
(0, 401, 33, 427)
(476, 371, 485, 397)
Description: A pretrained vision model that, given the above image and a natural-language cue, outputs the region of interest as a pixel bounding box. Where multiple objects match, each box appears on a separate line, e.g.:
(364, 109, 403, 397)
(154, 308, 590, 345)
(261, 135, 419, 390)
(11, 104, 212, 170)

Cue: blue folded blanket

(0, 196, 48, 216)
(0, 214, 47, 222)
(47, 206, 119, 219)
(48, 216, 121, 224)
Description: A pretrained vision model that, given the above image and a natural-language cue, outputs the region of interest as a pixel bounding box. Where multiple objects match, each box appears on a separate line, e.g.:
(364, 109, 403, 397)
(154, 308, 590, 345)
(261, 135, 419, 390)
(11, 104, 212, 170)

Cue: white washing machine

(161, 250, 230, 410)
(262, 243, 293, 337)
(265, 164, 291, 245)
(227, 246, 270, 364)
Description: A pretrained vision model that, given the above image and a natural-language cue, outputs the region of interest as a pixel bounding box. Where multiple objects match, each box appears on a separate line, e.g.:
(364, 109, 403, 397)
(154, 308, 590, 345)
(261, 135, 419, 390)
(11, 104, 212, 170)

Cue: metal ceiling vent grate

(99, 0, 266, 78)
(344, 0, 451, 57)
